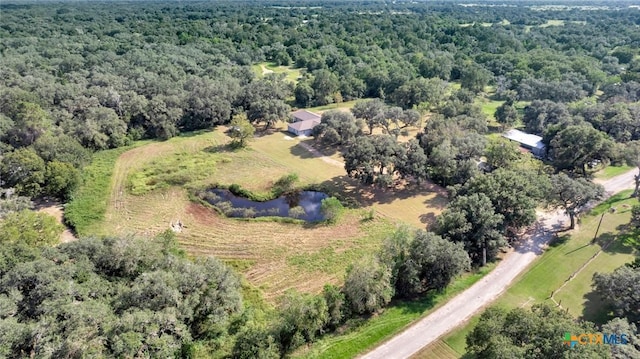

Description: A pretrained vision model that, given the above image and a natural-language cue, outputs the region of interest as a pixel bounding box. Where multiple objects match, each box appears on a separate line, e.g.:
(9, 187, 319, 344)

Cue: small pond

(204, 188, 329, 222)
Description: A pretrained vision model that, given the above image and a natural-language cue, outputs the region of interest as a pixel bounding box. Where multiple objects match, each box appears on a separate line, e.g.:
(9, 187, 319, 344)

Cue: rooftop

(291, 109, 321, 122)
(502, 129, 545, 150)
(288, 119, 320, 132)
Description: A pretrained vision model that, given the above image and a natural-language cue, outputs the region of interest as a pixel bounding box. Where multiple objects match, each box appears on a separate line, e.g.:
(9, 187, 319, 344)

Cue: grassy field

(475, 98, 528, 130)
(305, 99, 361, 113)
(65, 140, 151, 236)
(292, 264, 496, 359)
(594, 164, 633, 180)
(252, 61, 302, 83)
(433, 190, 638, 356)
(75, 124, 446, 300)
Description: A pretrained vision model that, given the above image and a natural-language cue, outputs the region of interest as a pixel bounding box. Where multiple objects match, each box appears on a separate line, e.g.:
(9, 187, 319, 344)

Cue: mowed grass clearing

(252, 61, 302, 83)
(93, 125, 446, 299)
(436, 191, 638, 356)
(305, 99, 361, 114)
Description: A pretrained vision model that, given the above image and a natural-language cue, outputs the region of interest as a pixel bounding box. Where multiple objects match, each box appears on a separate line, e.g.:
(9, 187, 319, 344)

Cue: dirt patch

(186, 202, 222, 226)
(35, 199, 78, 243)
(261, 64, 274, 75)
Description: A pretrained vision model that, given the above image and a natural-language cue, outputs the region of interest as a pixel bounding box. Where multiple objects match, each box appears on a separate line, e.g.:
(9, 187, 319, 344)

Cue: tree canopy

(0, 234, 241, 358)
(466, 304, 611, 359)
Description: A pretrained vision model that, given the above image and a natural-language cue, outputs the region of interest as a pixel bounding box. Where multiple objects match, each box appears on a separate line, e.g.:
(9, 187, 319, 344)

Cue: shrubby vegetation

(466, 305, 611, 358)
(0, 210, 62, 247)
(593, 264, 640, 323)
(0, 233, 242, 358)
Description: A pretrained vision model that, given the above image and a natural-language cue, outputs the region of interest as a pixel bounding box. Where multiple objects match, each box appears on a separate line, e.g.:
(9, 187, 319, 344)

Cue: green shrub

(631, 204, 640, 228)
(273, 173, 299, 196)
(0, 210, 62, 247)
(126, 151, 218, 196)
(320, 197, 344, 223)
(361, 209, 375, 221)
(289, 206, 306, 219)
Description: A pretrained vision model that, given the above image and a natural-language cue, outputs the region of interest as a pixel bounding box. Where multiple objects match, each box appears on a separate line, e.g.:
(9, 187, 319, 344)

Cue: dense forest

(1, 0, 640, 358)
(2, 0, 640, 201)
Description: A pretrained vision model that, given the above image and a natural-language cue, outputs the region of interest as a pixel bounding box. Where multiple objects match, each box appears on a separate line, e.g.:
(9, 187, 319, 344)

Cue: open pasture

(95, 126, 446, 299)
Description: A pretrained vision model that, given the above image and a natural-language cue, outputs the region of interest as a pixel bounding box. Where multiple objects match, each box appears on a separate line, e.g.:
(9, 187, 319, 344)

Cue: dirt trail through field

(261, 64, 274, 75)
(360, 170, 637, 359)
(296, 140, 344, 167)
(36, 201, 77, 243)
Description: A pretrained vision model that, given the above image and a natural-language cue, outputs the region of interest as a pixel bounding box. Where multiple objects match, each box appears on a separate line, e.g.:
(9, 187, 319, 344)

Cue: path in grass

(36, 199, 77, 243)
(594, 165, 633, 180)
(296, 140, 344, 167)
(362, 170, 636, 359)
(260, 64, 274, 75)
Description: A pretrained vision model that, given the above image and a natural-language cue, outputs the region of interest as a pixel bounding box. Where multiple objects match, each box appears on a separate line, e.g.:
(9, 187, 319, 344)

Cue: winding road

(359, 169, 637, 359)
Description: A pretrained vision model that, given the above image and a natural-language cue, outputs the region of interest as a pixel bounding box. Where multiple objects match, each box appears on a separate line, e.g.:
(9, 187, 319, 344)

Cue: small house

(288, 110, 321, 136)
(502, 129, 546, 158)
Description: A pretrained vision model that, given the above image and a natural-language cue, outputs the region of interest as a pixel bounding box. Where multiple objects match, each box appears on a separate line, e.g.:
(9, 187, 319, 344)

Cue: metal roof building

(502, 129, 546, 157)
(288, 110, 322, 136)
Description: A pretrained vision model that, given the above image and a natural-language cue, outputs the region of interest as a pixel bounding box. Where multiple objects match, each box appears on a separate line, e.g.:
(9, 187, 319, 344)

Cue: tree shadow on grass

(590, 230, 637, 255)
(305, 140, 340, 156)
(317, 175, 448, 209)
(289, 142, 317, 159)
(202, 143, 237, 153)
(178, 129, 213, 138)
(254, 126, 281, 138)
(287, 138, 340, 159)
(419, 213, 437, 227)
(582, 290, 614, 325)
(391, 293, 437, 316)
(548, 234, 570, 248)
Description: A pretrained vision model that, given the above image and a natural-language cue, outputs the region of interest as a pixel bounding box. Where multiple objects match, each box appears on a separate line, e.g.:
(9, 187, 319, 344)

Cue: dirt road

(296, 140, 344, 168)
(359, 169, 637, 359)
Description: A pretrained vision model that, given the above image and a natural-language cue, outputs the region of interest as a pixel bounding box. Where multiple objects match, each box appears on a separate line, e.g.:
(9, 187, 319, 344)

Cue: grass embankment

(293, 264, 496, 359)
(427, 190, 638, 357)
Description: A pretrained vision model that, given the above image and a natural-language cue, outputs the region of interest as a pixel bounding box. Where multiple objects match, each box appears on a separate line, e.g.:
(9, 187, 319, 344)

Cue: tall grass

(64, 146, 133, 236)
(127, 151, 221, 195)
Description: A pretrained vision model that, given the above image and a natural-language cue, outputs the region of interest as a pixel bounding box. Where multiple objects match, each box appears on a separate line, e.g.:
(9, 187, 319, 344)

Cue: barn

(502, 129, 546, 158)
(288, 110, 321, 136)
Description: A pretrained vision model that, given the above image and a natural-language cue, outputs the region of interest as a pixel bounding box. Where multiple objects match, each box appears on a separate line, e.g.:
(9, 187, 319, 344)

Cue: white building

(502, 129, 546, 157)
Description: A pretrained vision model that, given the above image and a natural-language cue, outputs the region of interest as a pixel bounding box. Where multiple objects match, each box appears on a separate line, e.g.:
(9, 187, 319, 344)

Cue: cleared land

(91, 126, 446, 300)
(36, 200, 77, 243)
(251, 61, 302, 83)
(306, 99, 361, 113)
(436, 190, 638, 356)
